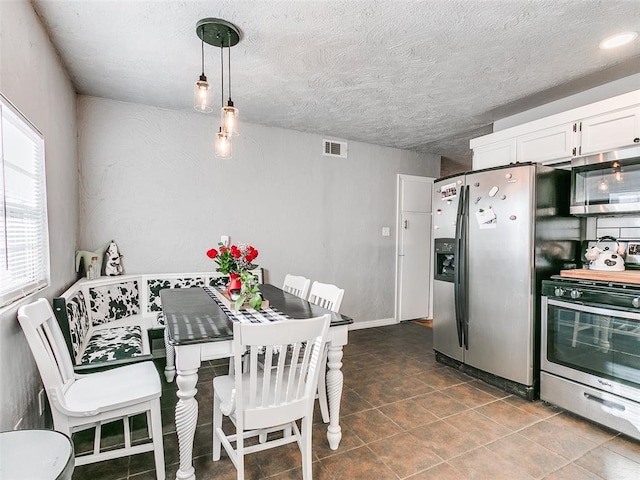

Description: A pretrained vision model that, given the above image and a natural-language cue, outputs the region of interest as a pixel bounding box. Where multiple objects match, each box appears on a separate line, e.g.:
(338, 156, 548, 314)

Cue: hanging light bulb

(222, 100, 239, 135)
(598, 179, 609, 193)
(615, 170, 624, 183)
(215, 127, 232, 158)
(213, 39, 232, 158)
(221, 33, 239, 135)
(194, 27, 213, 113)
(194, 75, 212, 113)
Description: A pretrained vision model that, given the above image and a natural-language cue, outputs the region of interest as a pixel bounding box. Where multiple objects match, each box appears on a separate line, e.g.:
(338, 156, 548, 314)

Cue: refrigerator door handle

(454, 185, 465, 348)
(461, 185, 469, 350)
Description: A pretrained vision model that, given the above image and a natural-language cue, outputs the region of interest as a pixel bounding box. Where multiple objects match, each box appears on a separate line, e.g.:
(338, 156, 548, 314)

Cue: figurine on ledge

(75, 241, 111, 278)
(104, 241, 124, 276)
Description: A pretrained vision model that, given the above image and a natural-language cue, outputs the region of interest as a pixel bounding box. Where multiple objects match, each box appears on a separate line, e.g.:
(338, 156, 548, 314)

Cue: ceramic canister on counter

(585, 236, 626, 272)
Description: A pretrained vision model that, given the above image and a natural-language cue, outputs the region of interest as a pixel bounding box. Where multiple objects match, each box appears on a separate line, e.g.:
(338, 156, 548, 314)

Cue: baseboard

(348, 317, 397, 330)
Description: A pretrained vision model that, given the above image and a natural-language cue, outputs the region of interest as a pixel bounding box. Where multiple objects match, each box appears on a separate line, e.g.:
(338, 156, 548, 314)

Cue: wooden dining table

(161, 284, 352, 480)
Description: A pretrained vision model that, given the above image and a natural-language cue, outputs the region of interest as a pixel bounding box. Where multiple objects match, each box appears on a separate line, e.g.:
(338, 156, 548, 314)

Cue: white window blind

(0, 94, 50, 307)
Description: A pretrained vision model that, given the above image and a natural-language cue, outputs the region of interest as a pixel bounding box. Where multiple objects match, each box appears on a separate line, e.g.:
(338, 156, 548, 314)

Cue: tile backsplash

(595, 216, 640, 240)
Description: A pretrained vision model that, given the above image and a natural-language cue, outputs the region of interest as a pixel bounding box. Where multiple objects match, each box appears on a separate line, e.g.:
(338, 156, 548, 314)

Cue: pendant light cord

(200, 27, 205, 76)
(227, 32, 232, 101)
(220, 36, 224, 108)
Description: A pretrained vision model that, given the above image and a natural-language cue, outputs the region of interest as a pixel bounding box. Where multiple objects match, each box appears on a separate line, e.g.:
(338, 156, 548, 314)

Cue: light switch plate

(220, 235, 230, 246)
(382, 227, 390, 237)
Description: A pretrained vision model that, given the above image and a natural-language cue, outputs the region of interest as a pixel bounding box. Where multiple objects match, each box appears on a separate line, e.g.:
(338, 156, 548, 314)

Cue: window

(0, 94, 49, 307)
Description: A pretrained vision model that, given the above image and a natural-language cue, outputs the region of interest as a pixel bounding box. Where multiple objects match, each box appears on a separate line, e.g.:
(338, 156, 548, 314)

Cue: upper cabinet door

(516, 123, 576, 164)
(579, 106, 640, 156)
(472, 138, 516, 170)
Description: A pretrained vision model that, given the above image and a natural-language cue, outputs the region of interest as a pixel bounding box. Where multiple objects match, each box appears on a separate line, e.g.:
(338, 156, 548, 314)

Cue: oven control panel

(543, 278, 640, 311)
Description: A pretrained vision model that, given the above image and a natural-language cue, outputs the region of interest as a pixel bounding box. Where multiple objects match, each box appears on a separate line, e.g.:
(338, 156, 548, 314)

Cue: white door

(396, 175, 434, 321)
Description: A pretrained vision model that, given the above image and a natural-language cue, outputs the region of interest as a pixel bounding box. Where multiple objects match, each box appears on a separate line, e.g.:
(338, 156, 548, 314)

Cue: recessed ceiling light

(599, 31, 638, 49)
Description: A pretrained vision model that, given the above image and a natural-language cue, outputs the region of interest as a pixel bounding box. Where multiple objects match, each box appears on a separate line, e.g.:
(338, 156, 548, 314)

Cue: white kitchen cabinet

(472, 138, 516, 170)
(470, 90, 640, 171)
(516, 123, 575, 164)
(578, 105, 640, 156)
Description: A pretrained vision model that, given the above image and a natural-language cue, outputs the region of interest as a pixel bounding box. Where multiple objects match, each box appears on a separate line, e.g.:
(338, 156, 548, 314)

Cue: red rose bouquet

(206, 243, 259, 275)
(206, 242, 262, 309)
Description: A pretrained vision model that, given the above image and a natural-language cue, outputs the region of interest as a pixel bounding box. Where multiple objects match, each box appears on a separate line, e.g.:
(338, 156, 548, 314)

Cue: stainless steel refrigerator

(432, 162, 580, 400)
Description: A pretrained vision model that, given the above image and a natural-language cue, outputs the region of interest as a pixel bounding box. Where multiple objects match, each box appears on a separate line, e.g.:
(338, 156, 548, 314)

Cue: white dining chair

(213, 315, 331, 480)
(282, 274, 311, 299)
(308, 281, 344, 313)
(308, 281, 344, 423)
(17, 299, 165, 478)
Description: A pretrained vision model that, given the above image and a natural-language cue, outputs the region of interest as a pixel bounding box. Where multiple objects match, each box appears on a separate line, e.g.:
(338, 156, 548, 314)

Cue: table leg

(164, 327, 176, 382)
(326, 344, 344, 450)
(174, 346, 200, 480)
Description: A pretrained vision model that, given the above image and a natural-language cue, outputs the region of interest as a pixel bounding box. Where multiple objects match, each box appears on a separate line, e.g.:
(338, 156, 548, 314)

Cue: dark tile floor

(72, 322, 640, 479)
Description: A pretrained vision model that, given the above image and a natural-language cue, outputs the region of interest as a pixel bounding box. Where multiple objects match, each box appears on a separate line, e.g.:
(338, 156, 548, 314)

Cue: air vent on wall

(323, 139, 348, 158)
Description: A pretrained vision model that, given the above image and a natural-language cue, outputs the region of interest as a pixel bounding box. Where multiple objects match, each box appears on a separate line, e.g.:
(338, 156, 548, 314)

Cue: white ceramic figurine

(104, 241, 124, 276)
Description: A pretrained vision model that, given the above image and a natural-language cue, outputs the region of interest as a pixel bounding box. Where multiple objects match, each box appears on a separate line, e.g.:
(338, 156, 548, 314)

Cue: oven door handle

(584, 393, 626, 412)
(546, 298, 640, 321)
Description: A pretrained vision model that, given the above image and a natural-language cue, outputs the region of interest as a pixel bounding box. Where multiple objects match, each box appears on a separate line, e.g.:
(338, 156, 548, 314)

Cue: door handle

(404, 220, 408, 229)
(584, 393, 626, 411)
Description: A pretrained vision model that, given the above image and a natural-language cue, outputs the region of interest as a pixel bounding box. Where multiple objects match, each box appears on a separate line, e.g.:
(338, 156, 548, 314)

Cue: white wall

(77, 96, 440, 325)
(0, 1, 78, 431)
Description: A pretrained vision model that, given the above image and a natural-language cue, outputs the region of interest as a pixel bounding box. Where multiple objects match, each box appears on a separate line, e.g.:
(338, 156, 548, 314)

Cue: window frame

(0, 93, 50, 308)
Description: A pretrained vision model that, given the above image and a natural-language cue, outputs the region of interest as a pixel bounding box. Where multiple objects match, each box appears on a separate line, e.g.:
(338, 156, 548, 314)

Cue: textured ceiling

(31, 0, 640, 167)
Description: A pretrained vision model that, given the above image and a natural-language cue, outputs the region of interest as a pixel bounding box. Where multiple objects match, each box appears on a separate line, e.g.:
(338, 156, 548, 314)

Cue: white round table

(0, 430, 74, 480)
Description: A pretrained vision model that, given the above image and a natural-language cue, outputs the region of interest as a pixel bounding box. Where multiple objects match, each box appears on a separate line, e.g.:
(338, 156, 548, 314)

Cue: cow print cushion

(65, 291, 91, 359)
(146, 277, 206, 312)
(80, 326, 144, 364)
(209, 276, 229, 288)
(89, 281, 140, 326)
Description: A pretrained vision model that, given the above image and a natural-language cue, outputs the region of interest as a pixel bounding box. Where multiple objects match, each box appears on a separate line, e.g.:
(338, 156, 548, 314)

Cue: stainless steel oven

(541, 277, 640, 440)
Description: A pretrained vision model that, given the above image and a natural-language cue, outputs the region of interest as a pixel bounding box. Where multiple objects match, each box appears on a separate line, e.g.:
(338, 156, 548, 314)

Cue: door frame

(395, 174, 435, 323)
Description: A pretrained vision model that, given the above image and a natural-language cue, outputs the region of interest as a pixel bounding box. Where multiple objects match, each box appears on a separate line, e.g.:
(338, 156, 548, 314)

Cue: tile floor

(72, 322, 640, 479)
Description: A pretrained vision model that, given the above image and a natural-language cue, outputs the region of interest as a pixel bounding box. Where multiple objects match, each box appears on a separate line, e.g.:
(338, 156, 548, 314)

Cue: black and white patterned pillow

(146, 277, 206, 312)
(80, 326, 143, 364)
(65, 291, 91, 359)
(89, 281, 140, 326)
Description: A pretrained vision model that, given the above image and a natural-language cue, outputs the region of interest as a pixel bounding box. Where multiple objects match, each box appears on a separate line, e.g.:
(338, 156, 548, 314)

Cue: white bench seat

(53, 270, 263, 373)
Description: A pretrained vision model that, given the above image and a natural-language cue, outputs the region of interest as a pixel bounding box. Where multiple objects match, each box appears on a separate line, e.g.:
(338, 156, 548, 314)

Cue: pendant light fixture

(195, 18, 241, 158)
(193, 26, 213, 113)
(221, 33, 239, 136)
(215, 44, 231, 159)
(215, 127, 232, 158)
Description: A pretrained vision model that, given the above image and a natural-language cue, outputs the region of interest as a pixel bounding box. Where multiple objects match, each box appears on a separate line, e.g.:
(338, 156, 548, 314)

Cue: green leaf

(235, 297, 245, 310)
(249, 294, 263, 309)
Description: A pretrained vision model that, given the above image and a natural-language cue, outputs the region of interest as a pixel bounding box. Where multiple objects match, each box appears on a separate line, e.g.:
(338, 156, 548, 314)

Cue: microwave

(570, 145, 640, 216)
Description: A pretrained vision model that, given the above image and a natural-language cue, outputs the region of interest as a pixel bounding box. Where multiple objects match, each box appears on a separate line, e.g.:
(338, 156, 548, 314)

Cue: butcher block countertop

(560, 269, 640, 285)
